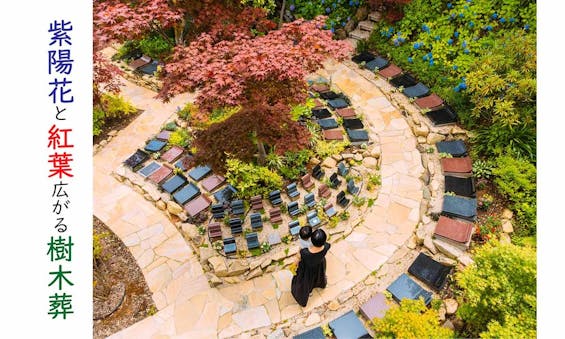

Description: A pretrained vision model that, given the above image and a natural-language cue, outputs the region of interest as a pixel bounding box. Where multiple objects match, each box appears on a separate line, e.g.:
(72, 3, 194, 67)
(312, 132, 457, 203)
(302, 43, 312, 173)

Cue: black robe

(291, 243, 331, 307)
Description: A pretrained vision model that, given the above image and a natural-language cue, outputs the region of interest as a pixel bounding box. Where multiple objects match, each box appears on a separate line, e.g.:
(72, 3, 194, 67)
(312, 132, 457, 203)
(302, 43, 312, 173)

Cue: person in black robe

(291, 229, 331, 307)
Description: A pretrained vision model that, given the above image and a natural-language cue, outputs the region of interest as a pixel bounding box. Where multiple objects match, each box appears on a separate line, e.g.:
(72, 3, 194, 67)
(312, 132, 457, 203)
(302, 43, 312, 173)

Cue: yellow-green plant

(371, 298, 454, 339)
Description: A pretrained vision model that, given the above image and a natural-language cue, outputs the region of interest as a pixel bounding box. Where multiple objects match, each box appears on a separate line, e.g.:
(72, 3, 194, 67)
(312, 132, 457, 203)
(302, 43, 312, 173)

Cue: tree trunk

(173, 18, 186, 46)
(278, 0, 286, 29)
(257, 140, 267, 166)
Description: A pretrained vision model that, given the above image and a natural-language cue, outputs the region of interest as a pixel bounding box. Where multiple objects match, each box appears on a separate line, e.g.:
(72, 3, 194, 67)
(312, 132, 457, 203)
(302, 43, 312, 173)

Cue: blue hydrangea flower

(399, 37, 405, 42)
(462, 41, 467, 48)
(427, 52, 433, 58)
(459, 83, 467, 90)
(322, 0, 325, 3)
(331, 27, 335, 33)
(464, 48, 470, 54)
(429, 59, 434, 66)
(393, 39, 399, 46)
(407, 57, 413, 63)
(435, 35, 441, 41)
(413, 42, 421, 49)
(468, 21, 475, 28)
(326, 7, 331, 13)
(290, 4, 295, 11)
(454, 31, 460, 38)
(453, 84, 461, 92)
(347, 16, 351, 21)
(388, 27, 394, 33)
(447, 38, 453, 45)
(464, 5, 469, 10)
(524, 24, 530, 30)
(422, 24, 430, 33)
(491, 13, 498, 19)
(342, 22, 346, 27)
(450, 13, 456, 19)
(349, 0, 354, 6)
(459, 13, 464, 18)
(332, 3, 337, 8)
(499, 17, 506, 23)
(467, 0, 472, 2)
(509, 18, 516, 23)
(484, 25, 493, 31)
(422, 54, 428, 61)
(447, 3, 453, 9)
(452, 65, 458, 70)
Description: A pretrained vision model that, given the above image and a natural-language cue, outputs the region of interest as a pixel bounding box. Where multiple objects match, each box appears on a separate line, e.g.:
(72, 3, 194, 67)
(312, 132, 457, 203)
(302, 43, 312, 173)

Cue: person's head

(299, 225, 312, 241)
(311, 229, 327, 247)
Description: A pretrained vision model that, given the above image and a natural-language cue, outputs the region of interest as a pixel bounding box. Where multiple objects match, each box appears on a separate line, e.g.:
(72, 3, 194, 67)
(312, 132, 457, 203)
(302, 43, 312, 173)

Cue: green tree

(467, 30, 536, 161)
(456, 240, 536, 337)
(370, 298, 454, 339)
(492, 155, 537, 235)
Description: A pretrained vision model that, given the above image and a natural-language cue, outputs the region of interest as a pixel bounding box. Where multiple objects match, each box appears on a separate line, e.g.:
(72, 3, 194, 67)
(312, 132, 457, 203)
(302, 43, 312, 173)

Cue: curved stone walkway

(95, 59, 425, 338)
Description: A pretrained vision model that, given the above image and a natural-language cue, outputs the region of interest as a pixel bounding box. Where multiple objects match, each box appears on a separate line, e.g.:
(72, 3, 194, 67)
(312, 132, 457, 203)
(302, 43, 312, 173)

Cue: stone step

(358, 20, 377, 32)
(368, 11, 382, 22)
(348, 29, 370, 40)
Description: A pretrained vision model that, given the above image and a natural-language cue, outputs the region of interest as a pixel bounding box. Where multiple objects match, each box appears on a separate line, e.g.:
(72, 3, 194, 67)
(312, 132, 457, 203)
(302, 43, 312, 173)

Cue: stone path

(95, 58, 426, 338)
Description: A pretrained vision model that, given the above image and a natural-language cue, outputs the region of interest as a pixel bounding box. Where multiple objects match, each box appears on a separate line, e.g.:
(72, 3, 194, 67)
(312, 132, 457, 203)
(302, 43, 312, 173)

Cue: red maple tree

(159, 16, 351, 112)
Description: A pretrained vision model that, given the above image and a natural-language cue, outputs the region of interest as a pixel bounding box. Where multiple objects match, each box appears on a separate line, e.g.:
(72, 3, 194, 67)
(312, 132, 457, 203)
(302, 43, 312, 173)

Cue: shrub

(492, 155, 536, 235)
(289, 98, 314, 121)
(177, 103, 196, 121)
(456, 240, 536, 337)
(289, 0, 362, 30)
(314, 139, 350, 159)
(169, 128, 192, 148)
(279, 149, 313, 180)
(370, 298, 454, 339)
(93, 93, 137, 137)
(225, 159, 283, 199)
(138, 33, 173, 60)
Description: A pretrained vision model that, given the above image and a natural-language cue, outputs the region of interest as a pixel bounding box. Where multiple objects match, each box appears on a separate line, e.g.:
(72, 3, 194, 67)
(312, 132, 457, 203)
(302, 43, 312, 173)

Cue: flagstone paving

(95, 57, 426, 338)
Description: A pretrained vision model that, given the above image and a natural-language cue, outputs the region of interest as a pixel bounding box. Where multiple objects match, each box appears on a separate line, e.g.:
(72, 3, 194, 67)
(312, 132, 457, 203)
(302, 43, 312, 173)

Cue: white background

(0, 1, 93, 338)
(0, 1, 561, 338)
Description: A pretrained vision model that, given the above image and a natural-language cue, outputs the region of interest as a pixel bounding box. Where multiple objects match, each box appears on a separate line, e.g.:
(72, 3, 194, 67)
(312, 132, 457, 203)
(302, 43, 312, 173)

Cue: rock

(433, 239, 463, 259)
(177, 212, 189, 222)
(438, 305, 446, 322)
(160, 193, 171, 203)
(250, 258, 263, 271)
(421, 172, 430, 186)
(246, 267, 263, 280)
(223, 276, 241, 284)
(417, 136, 427, 144)
(208, 256, 228, 277)
(327, 300, 340, 311)
(444, 299, 458, 315)
(502, 220, 514, 233)
(353, 154, 363, 162)
(414, 124, 429, 137)
(427, 133, 446, 144)
(407, 236, 417, 249)
(93, 144, 100, 153)
(181, 223, 199, 239)
(143, 184, 162, 201)
(458, 253, 474, 267)
(428, 161, 435, 176)
(370, 145, 381, 158)
(108, 130, 118, 137)
(422, 215, 431, 224)
(143, 193, 154, 201)
(228, 260, 250, 276)
(415, 227, 426, 245)
(499, 232, 512, 245)
(334, 28, 347, 40)
(344, 20, 356, 33)
(206, 273, 222, 287)
(133, 185, 144, 195)
(342, 153, 354, 160)
(332, 154, 343, 162)
(502, 208, 514, 220)
(304, 313, 321, 327)
(443, 319, 455, 331)
(362, 157, 378, 169)
(450, 125, 467, 136)
(261, 257, 272, 269)
(321, 157, 337, 169)
(156, 200, 166, 211)
(272, 250, 287, 262)
(309, 158, 321, 166)
(166, 201, 184, 216)
(265, 265, 276, 273)
(200, 247, 216, 263)
(424, 237, 438, 254)
(435, 255, 457, 267)
(338, 291, 354, 303)
(267, 328, 285, 339)
(355, 5, 369, 22)
(100, 140, 108, 146)
(364, 275, 376, 285)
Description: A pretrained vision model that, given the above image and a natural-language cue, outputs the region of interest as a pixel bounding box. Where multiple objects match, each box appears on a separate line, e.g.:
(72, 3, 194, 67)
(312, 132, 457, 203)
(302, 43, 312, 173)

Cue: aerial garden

(92, 0, 536, 338)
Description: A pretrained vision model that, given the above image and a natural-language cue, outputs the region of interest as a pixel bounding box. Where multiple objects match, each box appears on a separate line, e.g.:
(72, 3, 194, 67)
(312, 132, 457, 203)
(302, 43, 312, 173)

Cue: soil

(472, 179, 508, 245)
(94, 109, 144, 146)
(93, 216, 155, 339)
